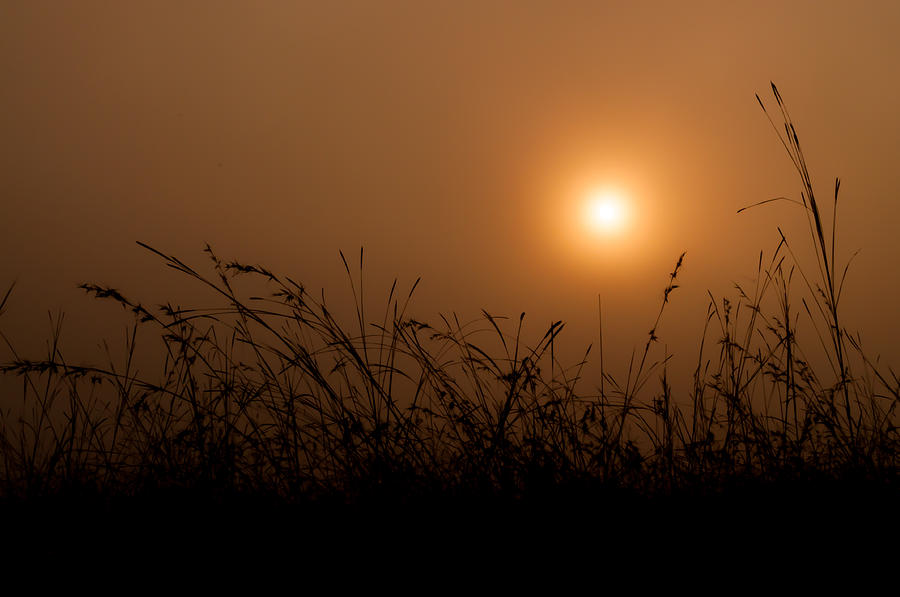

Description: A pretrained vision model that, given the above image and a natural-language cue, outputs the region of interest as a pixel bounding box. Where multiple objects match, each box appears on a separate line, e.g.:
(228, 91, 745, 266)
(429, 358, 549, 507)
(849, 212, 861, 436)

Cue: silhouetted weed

(0, 85, 896, 556)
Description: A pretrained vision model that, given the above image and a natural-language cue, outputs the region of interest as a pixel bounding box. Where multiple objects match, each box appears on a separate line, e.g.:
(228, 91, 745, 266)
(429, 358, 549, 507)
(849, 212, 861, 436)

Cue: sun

(584, 189, 629, 234)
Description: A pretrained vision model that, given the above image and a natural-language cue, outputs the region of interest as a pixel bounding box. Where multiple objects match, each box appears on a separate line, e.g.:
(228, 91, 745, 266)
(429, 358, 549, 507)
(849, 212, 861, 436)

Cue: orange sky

(2, 1, 900, 391)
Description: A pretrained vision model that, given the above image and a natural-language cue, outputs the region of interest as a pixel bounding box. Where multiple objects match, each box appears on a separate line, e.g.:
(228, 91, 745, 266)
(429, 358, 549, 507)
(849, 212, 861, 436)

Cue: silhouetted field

(1, 85, 896, 559)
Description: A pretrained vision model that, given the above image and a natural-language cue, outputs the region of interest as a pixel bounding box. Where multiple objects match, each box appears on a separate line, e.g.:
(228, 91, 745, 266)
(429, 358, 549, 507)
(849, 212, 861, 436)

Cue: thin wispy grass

(0, 84, 896, 511)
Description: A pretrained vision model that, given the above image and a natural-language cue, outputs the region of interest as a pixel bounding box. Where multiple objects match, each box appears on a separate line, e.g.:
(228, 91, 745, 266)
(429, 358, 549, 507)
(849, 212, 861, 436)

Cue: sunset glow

(3, 2, 899, 552)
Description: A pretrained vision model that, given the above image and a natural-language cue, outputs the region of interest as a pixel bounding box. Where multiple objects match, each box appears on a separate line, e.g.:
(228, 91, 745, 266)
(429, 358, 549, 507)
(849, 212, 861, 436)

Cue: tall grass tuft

(0, 84, 896, 522)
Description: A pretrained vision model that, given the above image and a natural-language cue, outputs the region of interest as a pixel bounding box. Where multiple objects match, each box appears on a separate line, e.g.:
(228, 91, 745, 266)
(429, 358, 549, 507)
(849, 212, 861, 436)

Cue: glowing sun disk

(584, 191, 628, 233)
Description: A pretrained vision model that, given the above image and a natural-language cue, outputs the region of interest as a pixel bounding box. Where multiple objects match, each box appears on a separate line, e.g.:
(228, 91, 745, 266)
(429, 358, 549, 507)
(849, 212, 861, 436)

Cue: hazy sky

(2, 1, 900, 389)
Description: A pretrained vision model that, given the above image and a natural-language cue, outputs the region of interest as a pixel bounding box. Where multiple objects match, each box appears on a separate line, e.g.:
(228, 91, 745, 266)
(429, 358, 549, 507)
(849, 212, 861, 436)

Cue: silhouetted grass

(0, 85, 897, 555)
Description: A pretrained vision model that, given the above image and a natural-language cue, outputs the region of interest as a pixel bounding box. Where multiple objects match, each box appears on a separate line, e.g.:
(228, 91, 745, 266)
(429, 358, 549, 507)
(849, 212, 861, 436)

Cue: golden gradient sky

(2, 1, 900, 388)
